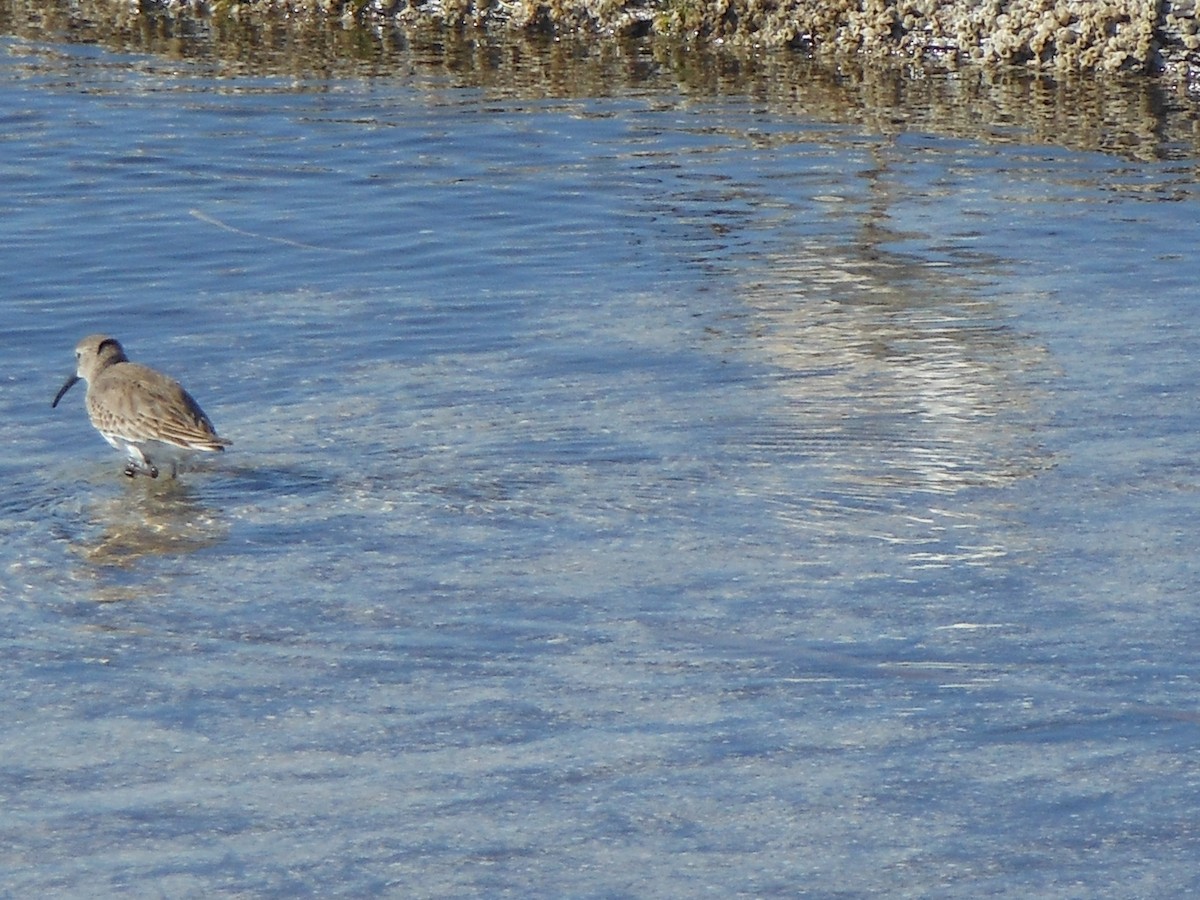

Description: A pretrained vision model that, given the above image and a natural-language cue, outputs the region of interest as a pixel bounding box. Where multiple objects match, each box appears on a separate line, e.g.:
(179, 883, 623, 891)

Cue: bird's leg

(123, 452, 159, 479)
(124, 444, 158, 480)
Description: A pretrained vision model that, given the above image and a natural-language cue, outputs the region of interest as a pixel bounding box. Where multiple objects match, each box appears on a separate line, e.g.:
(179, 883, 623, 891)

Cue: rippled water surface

(4, 34, 1200, 896)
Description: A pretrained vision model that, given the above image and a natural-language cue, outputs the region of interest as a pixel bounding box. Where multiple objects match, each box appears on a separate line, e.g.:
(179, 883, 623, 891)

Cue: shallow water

(3, 33, 1200, 896)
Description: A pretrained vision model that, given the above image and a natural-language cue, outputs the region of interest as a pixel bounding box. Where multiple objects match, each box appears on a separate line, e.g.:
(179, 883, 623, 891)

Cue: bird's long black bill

(52, 374, 80, 408)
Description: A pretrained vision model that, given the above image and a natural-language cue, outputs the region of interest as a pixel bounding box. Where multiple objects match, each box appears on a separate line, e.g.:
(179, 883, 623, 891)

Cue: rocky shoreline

(25, 0, 1199, 76)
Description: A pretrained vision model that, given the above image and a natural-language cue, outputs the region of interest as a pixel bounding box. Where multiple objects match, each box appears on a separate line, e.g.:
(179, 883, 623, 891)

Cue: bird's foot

(123, 461, 159, 479)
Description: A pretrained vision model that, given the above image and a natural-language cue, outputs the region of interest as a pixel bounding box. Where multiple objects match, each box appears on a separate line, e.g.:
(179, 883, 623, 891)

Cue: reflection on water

(4, 0, 1198, 162)
(742, 238, 1050, 571)
(72, 478, 227, 599)
(627, 126, 1057, 571)
(748, 242, 1048, 491)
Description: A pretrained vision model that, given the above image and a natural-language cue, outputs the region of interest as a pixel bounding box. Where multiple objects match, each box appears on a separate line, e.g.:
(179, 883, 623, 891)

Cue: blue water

(3, 35, 1200, 896)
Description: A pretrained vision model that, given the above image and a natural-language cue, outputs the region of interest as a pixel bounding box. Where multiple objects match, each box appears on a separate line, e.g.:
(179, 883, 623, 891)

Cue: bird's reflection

(71, 478, 228, 598)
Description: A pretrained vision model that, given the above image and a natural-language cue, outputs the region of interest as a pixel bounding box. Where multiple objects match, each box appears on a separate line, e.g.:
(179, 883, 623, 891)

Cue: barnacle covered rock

(6, 0, 1199, 74)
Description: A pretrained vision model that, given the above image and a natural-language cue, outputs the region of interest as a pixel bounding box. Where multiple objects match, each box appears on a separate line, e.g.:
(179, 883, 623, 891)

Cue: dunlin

(52, 334, 231, 478)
